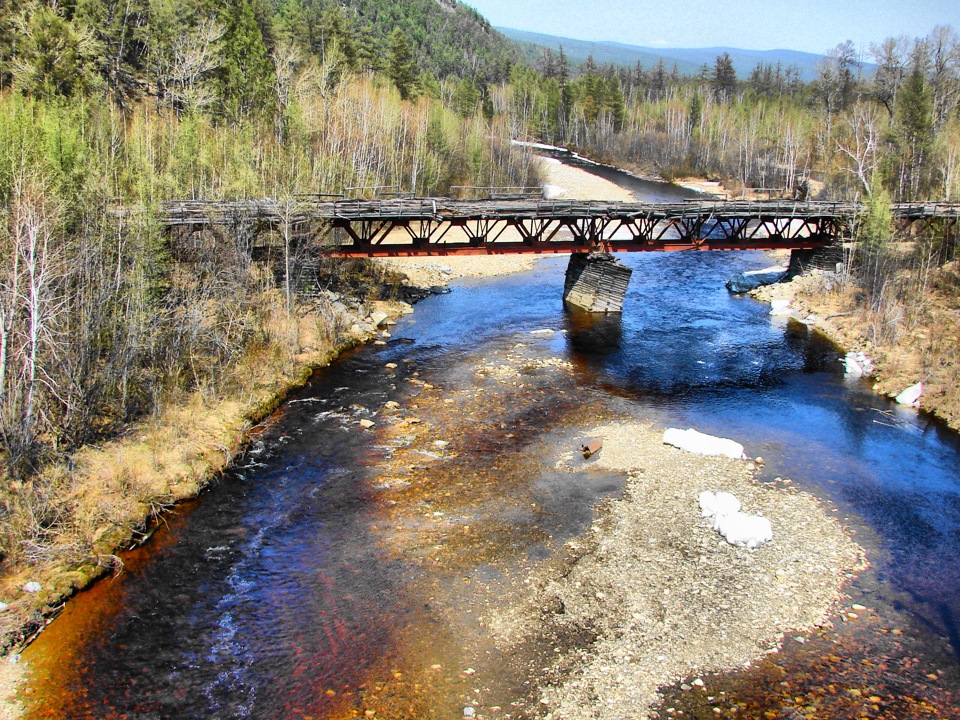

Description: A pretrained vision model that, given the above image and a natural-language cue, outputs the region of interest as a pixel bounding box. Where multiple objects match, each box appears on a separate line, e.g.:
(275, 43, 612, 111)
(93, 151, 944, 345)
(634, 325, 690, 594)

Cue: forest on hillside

(0, 0, 959, 578)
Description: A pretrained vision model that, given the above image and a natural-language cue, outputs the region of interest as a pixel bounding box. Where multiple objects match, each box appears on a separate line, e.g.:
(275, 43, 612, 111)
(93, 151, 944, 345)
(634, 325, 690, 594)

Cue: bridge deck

(160, 199, 960, 257)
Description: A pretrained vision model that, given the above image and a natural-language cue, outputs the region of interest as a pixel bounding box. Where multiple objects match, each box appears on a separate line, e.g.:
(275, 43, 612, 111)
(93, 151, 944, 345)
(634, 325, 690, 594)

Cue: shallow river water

(19, 160, 960, 719)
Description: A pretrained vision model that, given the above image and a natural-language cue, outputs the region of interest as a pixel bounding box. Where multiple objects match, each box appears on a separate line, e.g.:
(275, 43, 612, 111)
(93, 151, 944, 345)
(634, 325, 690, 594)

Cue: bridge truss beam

(158, 198, 960, 259)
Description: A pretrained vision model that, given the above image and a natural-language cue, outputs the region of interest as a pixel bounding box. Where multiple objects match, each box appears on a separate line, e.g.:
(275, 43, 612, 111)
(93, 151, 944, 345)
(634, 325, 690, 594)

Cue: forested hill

(499, 26, 836, 82)
(337, 0, 518, 83)
(0, 0, 519, 107)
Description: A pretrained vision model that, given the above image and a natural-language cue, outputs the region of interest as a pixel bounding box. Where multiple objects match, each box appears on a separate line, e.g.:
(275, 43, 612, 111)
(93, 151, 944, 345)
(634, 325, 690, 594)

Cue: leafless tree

(928, 25, 960, 131)
(836, 103, 884, 196)
(869, 35, 910, 117)
(0, 170, 67, 476)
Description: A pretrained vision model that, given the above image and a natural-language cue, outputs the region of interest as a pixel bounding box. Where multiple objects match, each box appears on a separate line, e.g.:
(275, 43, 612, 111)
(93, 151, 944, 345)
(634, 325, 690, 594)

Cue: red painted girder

(325, 238, 828, 257)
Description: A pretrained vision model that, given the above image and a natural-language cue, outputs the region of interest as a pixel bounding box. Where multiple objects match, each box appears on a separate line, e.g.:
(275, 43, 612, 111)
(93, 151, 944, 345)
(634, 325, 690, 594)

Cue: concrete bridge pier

(563, 252, 633, 312)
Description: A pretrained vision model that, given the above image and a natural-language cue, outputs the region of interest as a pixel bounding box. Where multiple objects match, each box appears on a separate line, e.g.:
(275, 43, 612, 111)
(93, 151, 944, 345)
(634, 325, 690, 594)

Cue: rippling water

(20, 161, 960, 719)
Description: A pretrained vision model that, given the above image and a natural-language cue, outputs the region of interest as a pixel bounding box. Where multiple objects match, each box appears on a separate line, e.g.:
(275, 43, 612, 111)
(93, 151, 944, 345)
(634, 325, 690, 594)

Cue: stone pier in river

(563, 252, 633, 312)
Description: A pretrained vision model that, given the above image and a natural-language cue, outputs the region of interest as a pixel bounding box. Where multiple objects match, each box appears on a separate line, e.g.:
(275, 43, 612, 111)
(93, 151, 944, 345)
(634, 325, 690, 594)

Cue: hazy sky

(465, 0, 960, 54)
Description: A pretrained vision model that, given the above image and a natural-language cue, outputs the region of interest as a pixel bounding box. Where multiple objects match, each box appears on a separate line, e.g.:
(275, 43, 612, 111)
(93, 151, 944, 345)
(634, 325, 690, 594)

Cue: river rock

(370, 311, 390, 327)
(663, 428, 746, 460)
(23, 581, 42, 593)
(359, 419, 376, 429)
(726, 266, 787, 293)
(895, 381, 923, 408)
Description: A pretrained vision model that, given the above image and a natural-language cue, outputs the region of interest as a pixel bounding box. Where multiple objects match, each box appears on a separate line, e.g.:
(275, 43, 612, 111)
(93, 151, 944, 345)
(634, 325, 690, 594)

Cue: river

(18, 158, 960, 719)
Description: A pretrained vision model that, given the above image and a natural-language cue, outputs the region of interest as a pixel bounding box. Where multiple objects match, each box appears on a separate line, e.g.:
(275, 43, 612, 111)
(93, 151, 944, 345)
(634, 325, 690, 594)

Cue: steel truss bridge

(160, 199, 960, 257)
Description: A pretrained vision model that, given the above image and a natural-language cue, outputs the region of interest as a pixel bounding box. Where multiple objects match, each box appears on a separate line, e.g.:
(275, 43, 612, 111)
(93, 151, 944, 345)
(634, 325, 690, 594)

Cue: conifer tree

(893, 62, 934, 199)
(11, 5, 100, 99)
(219, 0, 274, 121)
(386, 28, 417, 100)
(712, 52, 736, 102)
(688, 90, 702, 135)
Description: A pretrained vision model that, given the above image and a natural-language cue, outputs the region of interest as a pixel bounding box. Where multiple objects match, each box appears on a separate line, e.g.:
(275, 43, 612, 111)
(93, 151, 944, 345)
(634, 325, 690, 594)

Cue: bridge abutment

(563, 252, 633, 312)
(787, 245, 845, 277)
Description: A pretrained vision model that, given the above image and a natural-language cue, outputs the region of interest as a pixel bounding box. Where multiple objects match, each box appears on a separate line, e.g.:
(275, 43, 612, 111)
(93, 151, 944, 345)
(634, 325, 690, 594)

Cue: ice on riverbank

(843, 351, 874, 378)
(896, 381, 923, 408)
(726, 266, 788, 293)
(663, 427, 746, 459)
(699, 491, 773, 550)
(698, 490, 741, 518)
(769, 298, 793, 316)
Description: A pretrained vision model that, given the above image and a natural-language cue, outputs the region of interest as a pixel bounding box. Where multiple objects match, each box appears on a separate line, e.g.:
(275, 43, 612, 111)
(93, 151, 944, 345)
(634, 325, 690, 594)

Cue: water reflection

(563, 307, 623, 355)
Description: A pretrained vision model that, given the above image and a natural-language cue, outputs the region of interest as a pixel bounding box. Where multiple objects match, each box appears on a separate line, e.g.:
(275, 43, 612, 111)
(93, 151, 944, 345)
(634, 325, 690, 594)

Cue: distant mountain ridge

(498, 27, 841, 82)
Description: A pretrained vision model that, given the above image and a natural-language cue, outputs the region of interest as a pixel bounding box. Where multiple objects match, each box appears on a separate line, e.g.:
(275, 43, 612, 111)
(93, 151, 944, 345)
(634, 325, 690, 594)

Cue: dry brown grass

(784, 266, 960, 431)
(0, 289, 407, 653)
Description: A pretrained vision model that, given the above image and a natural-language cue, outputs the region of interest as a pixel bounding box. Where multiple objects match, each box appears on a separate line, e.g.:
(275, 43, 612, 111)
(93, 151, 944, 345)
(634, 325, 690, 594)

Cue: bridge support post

(563, 252, 633, 312)
(787, 245, 845, 277)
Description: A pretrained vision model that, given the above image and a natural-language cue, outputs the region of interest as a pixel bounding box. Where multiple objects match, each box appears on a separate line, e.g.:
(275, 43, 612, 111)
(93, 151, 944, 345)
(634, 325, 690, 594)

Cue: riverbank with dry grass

(751, 268, 960, 432)
(0, 291, 417, 717)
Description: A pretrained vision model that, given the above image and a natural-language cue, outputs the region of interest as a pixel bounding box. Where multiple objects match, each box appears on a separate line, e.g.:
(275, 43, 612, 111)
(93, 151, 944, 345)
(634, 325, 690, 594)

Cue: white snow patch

(698, 491, 741, 518)
(663, 428, 746, 460)
(698, 491, 773, 550)
(714, 512, 774, 550)
(843, 351, 874, 378)
(769, 298, 793, 316)
(895, 381, 923, 408)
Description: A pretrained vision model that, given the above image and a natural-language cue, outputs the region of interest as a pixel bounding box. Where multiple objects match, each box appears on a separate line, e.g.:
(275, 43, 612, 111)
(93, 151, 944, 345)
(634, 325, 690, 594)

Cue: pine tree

(604, 75, 625, 132)
(11, 5, 100, 99)
(219, 0, 275, 122)
(688, 90, 702, 135)
(893, 62, 934, 199)
(386, 28, 417, 101)
(712, 52, 736, 102)
(650, 58, 666, 100)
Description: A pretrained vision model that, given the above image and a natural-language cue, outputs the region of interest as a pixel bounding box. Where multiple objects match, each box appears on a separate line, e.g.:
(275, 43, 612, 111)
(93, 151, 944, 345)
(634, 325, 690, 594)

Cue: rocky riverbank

(749, 269, 960, 432)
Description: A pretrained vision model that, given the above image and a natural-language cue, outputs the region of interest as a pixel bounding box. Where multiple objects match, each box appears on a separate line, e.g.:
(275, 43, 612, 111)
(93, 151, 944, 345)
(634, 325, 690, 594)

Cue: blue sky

(465, 0, 960, 55)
